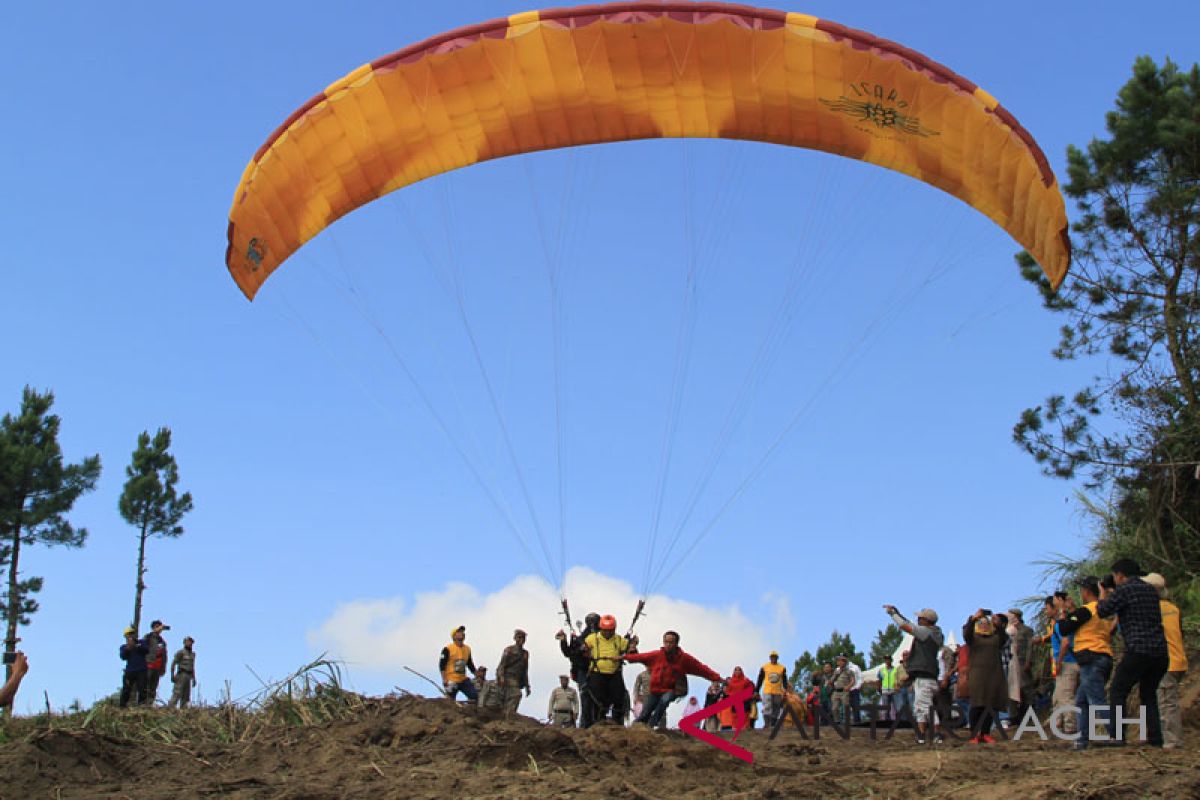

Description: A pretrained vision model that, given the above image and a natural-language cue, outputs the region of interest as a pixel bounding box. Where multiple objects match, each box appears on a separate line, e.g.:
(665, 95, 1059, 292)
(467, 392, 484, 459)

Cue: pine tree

(0, 387, 101, 684)
(790, 630, 865, 687)
(1014, 57, 1200, 581)
(868, 624, 904, 666)
(119, 428, 193, 635)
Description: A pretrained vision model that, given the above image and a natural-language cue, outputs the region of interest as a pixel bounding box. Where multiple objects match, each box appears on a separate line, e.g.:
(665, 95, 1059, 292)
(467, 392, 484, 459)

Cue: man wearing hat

(496, 629, 531, 714)
(1144, 573, 1187, 749)
(439, 625, 478, 702)
(548, 674, 579, 727)
(756, 650, 789, 729)
(119, 626, 150, 708)
(830, 655, 856, 724)
(143, 620, 170, 705)
(885, 605, 945, 744)
(167, 636, 197, 708)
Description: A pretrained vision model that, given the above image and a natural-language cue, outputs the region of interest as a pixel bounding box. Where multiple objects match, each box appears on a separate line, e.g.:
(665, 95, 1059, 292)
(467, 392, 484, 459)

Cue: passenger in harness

(580, 614, 636, 727)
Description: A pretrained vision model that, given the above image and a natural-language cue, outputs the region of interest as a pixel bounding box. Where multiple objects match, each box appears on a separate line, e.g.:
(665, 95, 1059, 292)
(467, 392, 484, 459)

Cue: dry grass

(0, 656, 368, 746)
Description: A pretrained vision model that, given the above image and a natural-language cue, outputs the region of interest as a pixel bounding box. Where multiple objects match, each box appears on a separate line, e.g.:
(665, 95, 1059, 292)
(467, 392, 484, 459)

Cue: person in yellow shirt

(439, 625, 478, 702)
(755, 651, 789, 729)
(1144, 573, 1188, 749)
(581, 614, 634, 727)
(1057, 578, 1117, 750)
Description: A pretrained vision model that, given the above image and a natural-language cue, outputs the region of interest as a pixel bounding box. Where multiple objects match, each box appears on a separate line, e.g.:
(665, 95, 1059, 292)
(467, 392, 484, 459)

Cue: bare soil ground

(2, 693, 1199, 800)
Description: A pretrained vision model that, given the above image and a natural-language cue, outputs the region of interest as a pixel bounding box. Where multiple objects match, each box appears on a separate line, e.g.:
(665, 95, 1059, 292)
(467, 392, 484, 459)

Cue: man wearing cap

(1097, 558, 1169, 746)
(496, 629, 531, 714)
(1144, 573, 1187, 749)
(475, 666, 502, 710)
(548, 674, 579, 727)
(885, 605, 945, 744)
(756, 651, 789, 729)
(167, 636, 197, 709)
(1057, 577, 1116, 749)
(830, 655, 855, 724)
(439, 626, 478, 702)
(143, 620, 169, 705)
(119, 626, 150, 708)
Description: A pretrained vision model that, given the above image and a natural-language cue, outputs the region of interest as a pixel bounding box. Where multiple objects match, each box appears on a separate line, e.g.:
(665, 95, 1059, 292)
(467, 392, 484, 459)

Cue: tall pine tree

(119, 428, 193, 635)
(0, 387, 100, 683)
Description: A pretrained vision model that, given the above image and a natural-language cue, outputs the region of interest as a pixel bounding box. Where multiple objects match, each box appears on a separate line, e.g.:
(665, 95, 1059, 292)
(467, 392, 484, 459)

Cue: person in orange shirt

(1144, 573, 1188, 749)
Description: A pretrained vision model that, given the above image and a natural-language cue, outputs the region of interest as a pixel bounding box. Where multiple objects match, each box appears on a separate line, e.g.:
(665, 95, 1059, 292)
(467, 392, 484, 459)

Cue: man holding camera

(1057, 578, 1116, 749)
(1097, 559, 1170, 747)
(143, 620, 170, 705)
(119, 626, 150, 707)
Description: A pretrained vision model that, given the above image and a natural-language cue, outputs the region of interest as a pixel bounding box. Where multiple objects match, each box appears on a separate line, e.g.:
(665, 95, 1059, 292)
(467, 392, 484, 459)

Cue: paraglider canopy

(225, 2, 1070, 299)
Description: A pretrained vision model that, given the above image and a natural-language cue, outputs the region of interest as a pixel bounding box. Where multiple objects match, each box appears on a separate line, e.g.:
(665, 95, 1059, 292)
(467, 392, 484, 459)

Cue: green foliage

(120, 427, 192, 633)
(119, 428, 193, 539)
(1014, 56, 1200, 599)
(1035, 491, 1200, 628)
(867, 624, 904, 666)
(0, 387, 100, 641)
(791, 630, 864, 687)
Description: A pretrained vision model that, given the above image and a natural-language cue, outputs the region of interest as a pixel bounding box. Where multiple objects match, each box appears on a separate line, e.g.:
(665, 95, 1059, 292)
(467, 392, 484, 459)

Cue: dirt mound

(3, 695, 1200, 799)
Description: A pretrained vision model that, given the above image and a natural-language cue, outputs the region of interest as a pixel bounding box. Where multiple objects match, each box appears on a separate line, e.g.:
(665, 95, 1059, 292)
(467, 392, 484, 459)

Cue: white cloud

(309, 566, 783, 721)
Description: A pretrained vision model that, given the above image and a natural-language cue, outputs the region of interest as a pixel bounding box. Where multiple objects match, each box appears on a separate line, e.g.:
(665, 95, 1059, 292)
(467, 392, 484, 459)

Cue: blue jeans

(1075, 652, 1113, 746)
(638, 691, 675, 727)
(447, 678, 478, 701)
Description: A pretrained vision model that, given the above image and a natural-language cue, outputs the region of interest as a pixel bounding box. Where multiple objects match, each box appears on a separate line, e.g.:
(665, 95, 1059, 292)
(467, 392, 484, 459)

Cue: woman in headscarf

(724, 666, 756, 728)
(962, 610, 1010, 743)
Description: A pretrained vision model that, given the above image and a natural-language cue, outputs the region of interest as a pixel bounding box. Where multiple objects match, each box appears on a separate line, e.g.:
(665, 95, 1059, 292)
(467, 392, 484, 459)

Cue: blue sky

(3, 1, 1196, 713)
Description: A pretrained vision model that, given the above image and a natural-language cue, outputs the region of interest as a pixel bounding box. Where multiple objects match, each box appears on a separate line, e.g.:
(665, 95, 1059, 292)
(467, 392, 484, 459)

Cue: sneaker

(916, 736, 926, 745)
(981, 734, 996, 744)
(934, 734, 945, 744)
(968, 735, 981, 744)
(1073, 741, 1087, 751)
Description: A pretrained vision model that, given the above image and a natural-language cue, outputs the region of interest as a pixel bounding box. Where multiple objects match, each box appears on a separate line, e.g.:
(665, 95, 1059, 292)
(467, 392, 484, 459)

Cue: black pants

(1109, 652, 1169, 746)
(120, 671, 147, 707)
(584, 672, 625, 727)
(577, 674, 595, 728)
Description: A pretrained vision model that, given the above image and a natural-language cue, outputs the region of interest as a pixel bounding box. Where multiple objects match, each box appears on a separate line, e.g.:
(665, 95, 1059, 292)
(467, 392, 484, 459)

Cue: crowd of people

(0, 558, 1187, 753)
(437, 559, 1188, 750)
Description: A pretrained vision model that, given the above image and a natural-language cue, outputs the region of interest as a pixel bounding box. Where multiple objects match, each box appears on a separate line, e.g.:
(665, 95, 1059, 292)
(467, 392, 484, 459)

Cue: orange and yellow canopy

(226, 2, 1070, 299)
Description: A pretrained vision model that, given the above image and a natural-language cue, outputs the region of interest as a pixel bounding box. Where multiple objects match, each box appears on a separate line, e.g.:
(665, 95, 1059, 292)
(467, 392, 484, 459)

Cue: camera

(981, 609, 992, 617)
(2, 652, 17, 665)
(1100, 575, 1116, 590)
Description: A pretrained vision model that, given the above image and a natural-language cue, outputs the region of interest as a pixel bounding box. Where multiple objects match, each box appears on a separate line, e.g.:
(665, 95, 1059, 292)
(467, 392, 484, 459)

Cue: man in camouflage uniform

(496, 629, 531, 714)
(830, 655, 856, 724)
(167, 636, 196, 709)
(475, 666, 502, 709)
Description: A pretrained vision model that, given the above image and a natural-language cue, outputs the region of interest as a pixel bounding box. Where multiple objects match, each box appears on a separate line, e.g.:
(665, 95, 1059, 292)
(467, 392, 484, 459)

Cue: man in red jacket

(625, 631, 724, 728)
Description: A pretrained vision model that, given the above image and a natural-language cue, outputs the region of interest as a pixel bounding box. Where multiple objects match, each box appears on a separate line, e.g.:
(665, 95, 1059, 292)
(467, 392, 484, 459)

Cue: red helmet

(599, 615, 617, 631)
